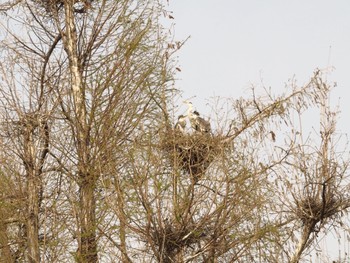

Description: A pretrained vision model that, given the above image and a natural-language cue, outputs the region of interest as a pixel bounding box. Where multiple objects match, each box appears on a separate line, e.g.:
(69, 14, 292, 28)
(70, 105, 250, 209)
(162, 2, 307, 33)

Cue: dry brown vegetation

(0, 1, 350, 263)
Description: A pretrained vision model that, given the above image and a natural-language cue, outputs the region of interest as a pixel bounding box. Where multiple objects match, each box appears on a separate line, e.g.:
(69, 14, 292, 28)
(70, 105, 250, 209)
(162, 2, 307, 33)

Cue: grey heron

(184, 101, 211, 134)
(174, 115, 187, 133)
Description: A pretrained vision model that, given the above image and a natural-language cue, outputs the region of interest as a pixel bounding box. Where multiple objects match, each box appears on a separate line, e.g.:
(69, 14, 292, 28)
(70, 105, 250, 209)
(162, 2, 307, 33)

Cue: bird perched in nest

(174, 115, 187, 133)
(184, 101, 211, 134)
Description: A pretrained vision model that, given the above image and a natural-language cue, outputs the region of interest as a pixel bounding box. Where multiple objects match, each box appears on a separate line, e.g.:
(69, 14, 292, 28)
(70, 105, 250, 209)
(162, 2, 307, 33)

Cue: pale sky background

(168, 1, 350, 261)
(168, 0, 350, 136)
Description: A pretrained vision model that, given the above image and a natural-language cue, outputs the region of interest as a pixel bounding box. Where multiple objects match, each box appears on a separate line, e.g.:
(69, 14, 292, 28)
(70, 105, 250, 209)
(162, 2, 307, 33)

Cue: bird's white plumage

(184, 101, 211, 134)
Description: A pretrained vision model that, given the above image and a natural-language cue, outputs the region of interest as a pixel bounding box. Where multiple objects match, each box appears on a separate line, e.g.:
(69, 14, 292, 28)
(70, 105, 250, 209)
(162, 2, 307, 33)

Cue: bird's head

(193, 110, 200, 116)
(183, 100, 194, 113)
(183, 100, 193, 106)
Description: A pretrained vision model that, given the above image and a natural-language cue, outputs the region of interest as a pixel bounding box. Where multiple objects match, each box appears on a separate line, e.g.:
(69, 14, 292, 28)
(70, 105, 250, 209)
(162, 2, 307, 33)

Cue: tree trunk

(290, 222, 316, 263)
(62, 1, 97, 261)
(115, 179, 130, 262)
(27, 171, 40, 263)
(24, 130, 40, 263)
(79, 178, 97, 262)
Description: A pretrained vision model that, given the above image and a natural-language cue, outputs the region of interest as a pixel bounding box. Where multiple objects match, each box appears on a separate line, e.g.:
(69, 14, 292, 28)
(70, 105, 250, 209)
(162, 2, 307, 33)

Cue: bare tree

(0, 35, 53, 261)
(0, 0, 176, 262)
(111, 70, 348, 262)
(273, 75, 350, 263)
(1, 1, 349, 263)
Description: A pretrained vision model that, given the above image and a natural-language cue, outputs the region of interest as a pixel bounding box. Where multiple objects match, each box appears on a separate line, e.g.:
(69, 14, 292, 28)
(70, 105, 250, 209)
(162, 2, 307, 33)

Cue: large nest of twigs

(162, 130, 224, 181)
(151, 219, 207, 262)
(294, 193, 342, 226)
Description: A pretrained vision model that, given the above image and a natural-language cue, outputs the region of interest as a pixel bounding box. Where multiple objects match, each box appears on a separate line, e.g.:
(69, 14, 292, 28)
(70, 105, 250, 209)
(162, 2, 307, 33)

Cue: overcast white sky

(168, 1, 350, 260)
(168, 0, 350, 135)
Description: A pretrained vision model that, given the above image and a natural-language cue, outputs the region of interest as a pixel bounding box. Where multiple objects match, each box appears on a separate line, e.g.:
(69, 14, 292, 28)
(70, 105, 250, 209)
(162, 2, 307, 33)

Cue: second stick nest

(294, 191, 342, 226)
(151, 218, 208, 263)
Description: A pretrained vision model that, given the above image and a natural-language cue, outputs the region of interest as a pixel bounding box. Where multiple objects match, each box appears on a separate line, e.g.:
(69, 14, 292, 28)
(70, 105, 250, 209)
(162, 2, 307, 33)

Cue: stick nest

(151, 219, 207, 262)
(294, 193, 342, 225)
(161, 130, 225, 181)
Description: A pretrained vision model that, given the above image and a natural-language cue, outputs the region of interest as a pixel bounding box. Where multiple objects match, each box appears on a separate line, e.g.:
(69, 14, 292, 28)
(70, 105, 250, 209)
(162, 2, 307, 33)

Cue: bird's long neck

(186, 104, 193, 116)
